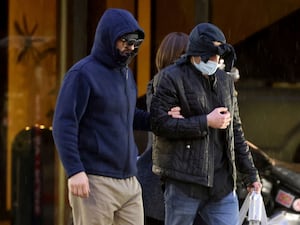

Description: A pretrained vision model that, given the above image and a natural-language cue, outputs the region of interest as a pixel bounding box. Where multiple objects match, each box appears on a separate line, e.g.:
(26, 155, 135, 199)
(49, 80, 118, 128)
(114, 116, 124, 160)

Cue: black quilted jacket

(150, 57, 259, 188)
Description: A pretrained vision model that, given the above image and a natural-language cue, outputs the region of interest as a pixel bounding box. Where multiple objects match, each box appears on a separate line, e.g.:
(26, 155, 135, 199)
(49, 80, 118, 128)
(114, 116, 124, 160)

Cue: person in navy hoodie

(52, 8, 151, 225)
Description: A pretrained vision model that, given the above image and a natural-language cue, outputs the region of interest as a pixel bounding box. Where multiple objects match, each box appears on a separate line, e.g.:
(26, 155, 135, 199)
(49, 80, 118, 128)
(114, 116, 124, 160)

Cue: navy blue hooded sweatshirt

(52, 8, 149, 179)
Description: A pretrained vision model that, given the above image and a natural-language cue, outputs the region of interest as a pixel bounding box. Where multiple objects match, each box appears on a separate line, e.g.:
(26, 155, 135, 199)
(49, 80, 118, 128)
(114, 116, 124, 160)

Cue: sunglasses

(121, 37, 143, 48)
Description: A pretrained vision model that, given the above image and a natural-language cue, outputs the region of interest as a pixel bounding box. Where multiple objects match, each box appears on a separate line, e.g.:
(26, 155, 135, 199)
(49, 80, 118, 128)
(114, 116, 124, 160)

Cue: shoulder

(160, 63, 187, 82)
(62, 57, 107, 90)
(215, 69, 234, 84)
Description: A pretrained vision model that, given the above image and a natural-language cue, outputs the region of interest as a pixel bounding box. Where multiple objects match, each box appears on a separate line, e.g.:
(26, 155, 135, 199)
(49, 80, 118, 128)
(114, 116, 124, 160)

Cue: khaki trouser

(69, 175, 144, 225)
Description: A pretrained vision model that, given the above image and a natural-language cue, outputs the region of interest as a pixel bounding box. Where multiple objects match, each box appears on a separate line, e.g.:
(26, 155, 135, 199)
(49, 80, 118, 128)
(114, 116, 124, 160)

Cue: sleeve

(150, 70, 208, 139)
(232, 85, 260, 184)
(52, 71, 90, 177)
(133, 107, 150, 131)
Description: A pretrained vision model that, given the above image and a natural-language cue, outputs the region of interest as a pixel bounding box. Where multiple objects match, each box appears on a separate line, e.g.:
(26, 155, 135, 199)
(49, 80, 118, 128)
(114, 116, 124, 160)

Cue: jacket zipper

(205, 77, 214, 187)
(123, 65, 130, 174)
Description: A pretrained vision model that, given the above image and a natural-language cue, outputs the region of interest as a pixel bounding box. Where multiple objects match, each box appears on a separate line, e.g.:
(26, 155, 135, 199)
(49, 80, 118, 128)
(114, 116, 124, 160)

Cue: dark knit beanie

(186, 23, 236, 72)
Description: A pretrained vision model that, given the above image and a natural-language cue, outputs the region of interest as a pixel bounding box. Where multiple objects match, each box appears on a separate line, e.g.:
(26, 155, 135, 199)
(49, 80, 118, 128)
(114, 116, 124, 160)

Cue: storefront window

(1, 0, 60, 223)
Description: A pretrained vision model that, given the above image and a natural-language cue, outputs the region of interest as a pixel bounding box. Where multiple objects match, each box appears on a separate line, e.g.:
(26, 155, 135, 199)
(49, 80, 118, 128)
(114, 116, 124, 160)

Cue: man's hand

(68, 171, 90, 198)
(247, 181, 262, 193)
(207, 107, 231, 129)
(168, 106, 184, 119)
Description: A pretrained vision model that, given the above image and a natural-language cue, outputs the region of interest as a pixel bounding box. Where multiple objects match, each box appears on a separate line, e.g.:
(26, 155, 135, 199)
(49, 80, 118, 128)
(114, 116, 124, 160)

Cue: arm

(232, 88, 261, 190)
(135, 76, 186, 132)
(53, 71, 88, 177)
(52, 71, 91, 197)
(150, 71, 208, 139)
(133, 107, 150, 131)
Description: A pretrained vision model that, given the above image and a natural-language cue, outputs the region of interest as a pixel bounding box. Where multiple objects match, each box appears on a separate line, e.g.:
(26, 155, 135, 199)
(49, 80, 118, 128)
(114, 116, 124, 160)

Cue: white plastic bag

(239, 192, 268, 225)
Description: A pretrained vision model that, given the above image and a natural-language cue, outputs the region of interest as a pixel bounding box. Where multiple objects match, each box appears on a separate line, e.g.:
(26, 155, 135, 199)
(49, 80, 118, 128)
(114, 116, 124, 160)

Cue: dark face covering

(116, 33, 143, 66)
(186, 23, 237, 72)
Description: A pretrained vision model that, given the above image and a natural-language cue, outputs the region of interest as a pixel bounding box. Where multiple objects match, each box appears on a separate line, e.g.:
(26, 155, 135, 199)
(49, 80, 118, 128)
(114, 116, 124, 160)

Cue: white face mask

(193, 58, 218, 75)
